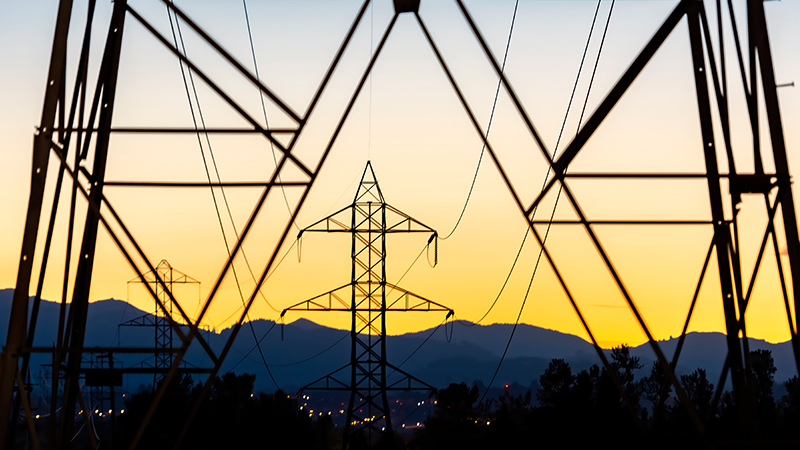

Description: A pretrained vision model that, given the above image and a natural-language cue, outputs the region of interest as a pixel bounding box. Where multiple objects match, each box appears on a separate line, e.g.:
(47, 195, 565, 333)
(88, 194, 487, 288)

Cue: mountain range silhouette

(1, 288, 795, 395)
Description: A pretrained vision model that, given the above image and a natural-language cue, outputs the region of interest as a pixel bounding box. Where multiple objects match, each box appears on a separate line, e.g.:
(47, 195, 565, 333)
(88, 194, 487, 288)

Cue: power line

(388, 316, 451, 380)
(271, 331, 349, 367)
(227, 320, 278, 373)
(172, 1, 285, 320)
(271, 0, 522, 394)
(478, 0, 615, 404)
(232, 329, 350, 371)
(213, 237, 299, 330)
(463, 0, 603, 328)
(458, 226, 530, 327)
(242, 0, 298, 233)
(166, 5, 279, 390)
(439, 0, 520, 240)
(230, 240, 431, 378)
(387, 242, 428, 298)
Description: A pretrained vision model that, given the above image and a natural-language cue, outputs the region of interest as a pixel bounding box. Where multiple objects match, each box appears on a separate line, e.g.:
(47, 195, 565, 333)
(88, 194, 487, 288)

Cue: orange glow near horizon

(2, 0, 800, 349)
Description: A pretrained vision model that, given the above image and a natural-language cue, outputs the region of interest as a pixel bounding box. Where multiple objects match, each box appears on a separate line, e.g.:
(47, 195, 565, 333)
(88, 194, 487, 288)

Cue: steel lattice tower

(2, 0, 800, 448)
(120, 260, 200, 387)
(282, 162, 453, 449)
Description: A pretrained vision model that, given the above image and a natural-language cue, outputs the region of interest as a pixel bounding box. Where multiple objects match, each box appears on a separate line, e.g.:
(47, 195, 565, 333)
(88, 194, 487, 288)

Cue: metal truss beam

(0, 0, 75, 444)
(5, 1, 800, 449)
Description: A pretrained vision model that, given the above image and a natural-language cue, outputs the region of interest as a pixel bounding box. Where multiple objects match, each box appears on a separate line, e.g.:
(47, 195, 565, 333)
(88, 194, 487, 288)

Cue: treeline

(115, 346, 800, 449)
(116, 373, 338, 449)
(411, 346, 800, 449)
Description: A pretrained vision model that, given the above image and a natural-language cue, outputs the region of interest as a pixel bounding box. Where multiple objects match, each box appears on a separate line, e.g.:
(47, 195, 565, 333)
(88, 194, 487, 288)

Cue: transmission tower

(120, 260, 200, 387)
(282, 162, 453, 448)
(2, 0, 800, 448)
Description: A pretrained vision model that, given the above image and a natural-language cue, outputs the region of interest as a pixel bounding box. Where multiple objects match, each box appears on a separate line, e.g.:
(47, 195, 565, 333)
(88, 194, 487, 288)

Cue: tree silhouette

(116, 374, 195, 449)
(749, 349, 778, 431)
(537, 358, 574, 408)
(116, 373, 337, 449)
(750, 349, 777, 405)
(489, 387, 533, 448)
(610, 344, 643, 404)
(778, 375, 800, 439)
(781, 375, 800, 417)
(641, 360, 672, 408)
(594, 345, 643, 416)
(434, 382, 479, 423)
(413, 383, 482, 450)
(572, 365, 597, 409)
(640, 360, 672, 431)
(678, 368, 714, 418)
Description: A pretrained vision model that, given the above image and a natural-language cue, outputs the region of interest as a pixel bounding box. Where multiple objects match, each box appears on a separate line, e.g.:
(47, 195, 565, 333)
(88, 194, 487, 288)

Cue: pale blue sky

(2, 0, 800, 345)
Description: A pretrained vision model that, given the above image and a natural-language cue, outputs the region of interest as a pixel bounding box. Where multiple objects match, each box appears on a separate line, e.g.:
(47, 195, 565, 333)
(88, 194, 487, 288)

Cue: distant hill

(0, 289, 796, 395)
(629, 333, 797, 392)
(429, 320, 598, 360)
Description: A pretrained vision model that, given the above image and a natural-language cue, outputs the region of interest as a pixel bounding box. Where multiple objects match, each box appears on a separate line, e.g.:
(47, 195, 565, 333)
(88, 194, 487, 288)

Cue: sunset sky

(2, 0, 800, 348)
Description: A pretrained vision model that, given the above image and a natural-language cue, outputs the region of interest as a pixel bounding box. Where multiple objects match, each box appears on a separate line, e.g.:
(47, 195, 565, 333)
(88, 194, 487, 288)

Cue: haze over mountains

(1, 289, 796, 394)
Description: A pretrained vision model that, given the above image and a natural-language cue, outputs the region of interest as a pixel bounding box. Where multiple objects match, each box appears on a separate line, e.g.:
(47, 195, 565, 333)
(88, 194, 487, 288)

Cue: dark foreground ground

(13, 346, 800, 449)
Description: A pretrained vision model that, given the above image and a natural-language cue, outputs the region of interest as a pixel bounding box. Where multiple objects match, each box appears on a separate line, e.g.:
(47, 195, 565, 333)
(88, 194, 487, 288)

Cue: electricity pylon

(120, 260, 200, 387)
(282, 162, 453, 449)
(3, 0, 800, 447)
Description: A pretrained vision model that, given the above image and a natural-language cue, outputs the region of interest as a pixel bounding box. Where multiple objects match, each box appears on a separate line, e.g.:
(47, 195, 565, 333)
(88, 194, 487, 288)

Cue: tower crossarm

(297, 205, 352, 234)
(298, 362, 435, 393)
(281, 283, 453, 316)
(383, 362, 435, 391)
(384, 204, 437, 234)
(384, 283, 453, 315)
(127, 259, 200, 285)
(117, 314, 158, 327)
(296, 200, 438, 236)
(281, 283, 353, 313)
(297, 363, 352, 392)
(281, 284, 387, 335)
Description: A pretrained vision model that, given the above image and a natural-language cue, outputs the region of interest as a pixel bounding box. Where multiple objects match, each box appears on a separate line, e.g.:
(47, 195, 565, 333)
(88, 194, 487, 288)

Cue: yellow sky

(3, 0, 800, 348)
